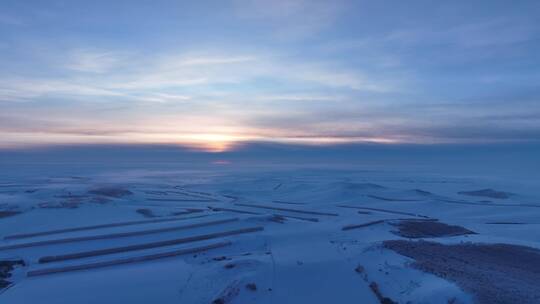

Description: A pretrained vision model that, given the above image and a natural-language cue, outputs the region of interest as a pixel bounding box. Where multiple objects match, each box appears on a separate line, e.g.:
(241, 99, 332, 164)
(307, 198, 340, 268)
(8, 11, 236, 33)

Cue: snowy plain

(1, 144, 539, 304)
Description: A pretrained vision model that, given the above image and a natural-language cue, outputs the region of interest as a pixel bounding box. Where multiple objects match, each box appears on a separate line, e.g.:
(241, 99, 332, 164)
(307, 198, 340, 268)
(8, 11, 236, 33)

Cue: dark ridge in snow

(88, 186, 133, 198)
(367, 195, 420, 202)
(0, 211, 20, 219)
(384, 240, 540, 304)
(369, 282, 397, 304)
(412, 189, 432, 196)
(458, 189, 513, 199)
(136, 208, 157, 218)
(212, 280, 240, 304)
(391, 220, 475, 238)
(354, 263, 397, 304)
(0, 260, 25, 290)
(38, 201, 80, 209)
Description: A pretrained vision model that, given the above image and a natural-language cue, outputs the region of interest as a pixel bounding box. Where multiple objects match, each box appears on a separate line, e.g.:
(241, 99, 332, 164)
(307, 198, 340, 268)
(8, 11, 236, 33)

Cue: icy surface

(1, 160, 539, 304)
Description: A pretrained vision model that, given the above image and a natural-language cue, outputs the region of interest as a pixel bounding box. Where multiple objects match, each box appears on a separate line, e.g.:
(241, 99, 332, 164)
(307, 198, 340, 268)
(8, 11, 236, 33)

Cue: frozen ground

(1, 158, 539, 304)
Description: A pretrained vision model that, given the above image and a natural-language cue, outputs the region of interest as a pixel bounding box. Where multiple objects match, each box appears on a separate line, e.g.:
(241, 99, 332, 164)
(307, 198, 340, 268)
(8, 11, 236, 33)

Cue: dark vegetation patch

(224, 263, 235, 269)
(38, 201, 80, 209)
(354, 263, 397, 304)
(367, 195, 420, 202)
(268, 215, 286, 224)
(212, 256, 230, 261)
(212, 281, 240, 304)
(342, 220, 386, 231)
(0, 260, 25, 290)
(170, 208, 204, 216)
(391, 220, 475, 238)
(384, 240, 540, 304)
(0, 211, 20, 219)
(136, 208, 157, 218)
(412, 189, 432, 195)
(354, 265, 365, 273)
(55, 194, 89, 199)
(272, 200, 306, 205)
(458, 189, 512, 199)
(88, 186, 133, 198)
(369, 282, 398, 304)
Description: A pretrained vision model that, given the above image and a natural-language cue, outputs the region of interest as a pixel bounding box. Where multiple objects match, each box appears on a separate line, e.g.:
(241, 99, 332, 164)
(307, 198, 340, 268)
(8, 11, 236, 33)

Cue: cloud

(1, 1, 538, 149)
(0, 47, 392, 105)
(252, 93, 344, 102)
(1, 41, 537, 146)
(0, 78, 125, 102)
(64, 49, 124, 73)
(137, 93, 192, 103)
(175, 56, 256, 66)
(286, 66, 390, 92)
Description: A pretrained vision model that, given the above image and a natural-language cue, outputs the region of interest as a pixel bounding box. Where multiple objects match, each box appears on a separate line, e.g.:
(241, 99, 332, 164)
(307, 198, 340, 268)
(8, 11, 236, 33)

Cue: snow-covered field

(1, 160, 539, 304)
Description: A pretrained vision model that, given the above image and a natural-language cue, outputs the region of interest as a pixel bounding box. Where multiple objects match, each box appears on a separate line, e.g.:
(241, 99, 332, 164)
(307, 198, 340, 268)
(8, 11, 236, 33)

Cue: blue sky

(1, 0, 539, 150)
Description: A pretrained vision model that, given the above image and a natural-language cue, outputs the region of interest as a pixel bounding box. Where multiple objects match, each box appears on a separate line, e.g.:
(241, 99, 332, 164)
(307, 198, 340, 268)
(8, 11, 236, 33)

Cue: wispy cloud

(137, 93, 192, 103)
(0, 48, 393, 104)
(0, 77, 125, 102)
(64, 49, 124, 73)
(175, 55, 256, 66)
(1, 0, 538, 149)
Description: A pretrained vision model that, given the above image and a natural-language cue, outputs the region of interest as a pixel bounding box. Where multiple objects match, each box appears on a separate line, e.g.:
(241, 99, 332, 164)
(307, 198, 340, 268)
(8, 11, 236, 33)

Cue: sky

(0, 0, 539, 151)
